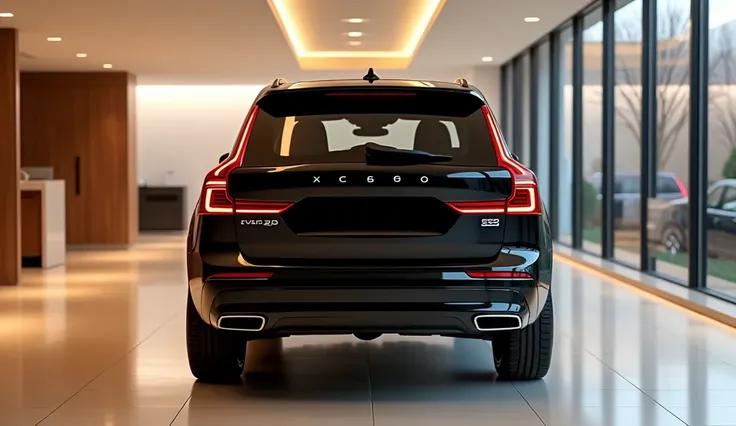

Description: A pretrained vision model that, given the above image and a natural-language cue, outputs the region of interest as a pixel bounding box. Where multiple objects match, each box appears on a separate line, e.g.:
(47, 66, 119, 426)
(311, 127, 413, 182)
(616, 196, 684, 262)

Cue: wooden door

(20, 72, 136, 246)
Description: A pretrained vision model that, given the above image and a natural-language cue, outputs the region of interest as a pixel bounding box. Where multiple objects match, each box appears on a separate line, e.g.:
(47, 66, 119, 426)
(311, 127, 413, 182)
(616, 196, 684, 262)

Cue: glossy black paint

(186, 78, 554, 339)
(187, 205, 553, 339)
(228, 164, 517, 267)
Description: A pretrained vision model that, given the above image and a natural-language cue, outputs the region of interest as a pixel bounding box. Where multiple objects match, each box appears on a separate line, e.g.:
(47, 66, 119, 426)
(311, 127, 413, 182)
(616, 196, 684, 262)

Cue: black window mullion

(688, 0, 709, 288)
(501, 65, 510, 135)
(572, 15, 585, 249)
(512, 56, 524, 158)
(601, 0, 615, 259)
(530, 45, 540, 172)
(550, 35, 561, 240)
(640, 0, 657, 272)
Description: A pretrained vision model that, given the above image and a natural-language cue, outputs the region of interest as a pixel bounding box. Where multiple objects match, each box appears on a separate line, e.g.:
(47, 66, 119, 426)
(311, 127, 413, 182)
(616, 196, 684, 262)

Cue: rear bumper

(194, 277, 546, 338)
(187, 214, 553, 337)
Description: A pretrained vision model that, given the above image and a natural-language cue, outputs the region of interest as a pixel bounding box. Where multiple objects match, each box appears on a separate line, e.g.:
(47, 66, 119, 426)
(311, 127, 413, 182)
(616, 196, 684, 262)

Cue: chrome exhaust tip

(473, 314, 522, 331)
(217, 315, 266, 332)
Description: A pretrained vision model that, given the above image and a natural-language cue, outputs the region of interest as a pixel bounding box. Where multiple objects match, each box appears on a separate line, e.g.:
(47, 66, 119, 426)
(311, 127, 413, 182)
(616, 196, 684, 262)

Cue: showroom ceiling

(1, 0, 590, 83)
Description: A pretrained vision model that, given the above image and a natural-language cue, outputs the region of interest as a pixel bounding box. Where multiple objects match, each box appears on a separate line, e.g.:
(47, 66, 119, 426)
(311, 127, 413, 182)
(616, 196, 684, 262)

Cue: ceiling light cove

(268, 0, 446, 70)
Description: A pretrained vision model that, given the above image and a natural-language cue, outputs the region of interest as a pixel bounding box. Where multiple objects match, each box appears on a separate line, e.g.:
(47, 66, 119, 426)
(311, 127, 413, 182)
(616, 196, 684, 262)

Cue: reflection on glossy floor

(2, 234, 736, 426)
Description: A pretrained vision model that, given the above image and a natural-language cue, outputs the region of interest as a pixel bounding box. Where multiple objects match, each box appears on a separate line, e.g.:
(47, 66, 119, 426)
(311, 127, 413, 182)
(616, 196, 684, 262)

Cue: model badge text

(240, 219, 279, 227)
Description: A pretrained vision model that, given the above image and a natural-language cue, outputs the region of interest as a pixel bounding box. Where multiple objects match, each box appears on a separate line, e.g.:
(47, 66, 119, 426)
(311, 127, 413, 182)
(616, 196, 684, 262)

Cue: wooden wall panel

(20, 72, 137, 246)
(0, 29, 20, 285)
(20, 191, 42, 257)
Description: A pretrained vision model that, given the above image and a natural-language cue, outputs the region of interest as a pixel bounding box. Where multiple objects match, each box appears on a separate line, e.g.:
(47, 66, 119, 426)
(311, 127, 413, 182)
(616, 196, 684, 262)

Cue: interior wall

(135, 85, 263, 215)
(136, 68, 500, 216)
(20, 72, 137, 246)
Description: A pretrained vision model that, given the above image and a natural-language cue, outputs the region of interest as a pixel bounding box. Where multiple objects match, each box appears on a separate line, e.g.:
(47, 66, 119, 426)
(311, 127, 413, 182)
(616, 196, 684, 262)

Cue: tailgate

(227, 164, 512, 267)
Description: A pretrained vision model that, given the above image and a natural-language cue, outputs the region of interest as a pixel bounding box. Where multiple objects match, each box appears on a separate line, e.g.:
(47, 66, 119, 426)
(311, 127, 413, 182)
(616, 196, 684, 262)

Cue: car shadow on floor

(187, 337, 545, 406)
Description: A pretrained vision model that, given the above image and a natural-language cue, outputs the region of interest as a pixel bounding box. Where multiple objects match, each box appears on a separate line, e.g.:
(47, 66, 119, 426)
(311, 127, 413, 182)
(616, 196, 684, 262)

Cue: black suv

(186, 74, 554, 383)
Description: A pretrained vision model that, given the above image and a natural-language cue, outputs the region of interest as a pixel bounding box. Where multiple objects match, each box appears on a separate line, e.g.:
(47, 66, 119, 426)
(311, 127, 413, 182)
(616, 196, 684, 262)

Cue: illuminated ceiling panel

(268, 0, 446, 70)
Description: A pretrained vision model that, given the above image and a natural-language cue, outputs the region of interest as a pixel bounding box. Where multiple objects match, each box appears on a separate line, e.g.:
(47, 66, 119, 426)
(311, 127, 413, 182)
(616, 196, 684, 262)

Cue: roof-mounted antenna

(454, 78, 469, 88)
(363, 68, 380, 83)
(271, 78, 287, 88)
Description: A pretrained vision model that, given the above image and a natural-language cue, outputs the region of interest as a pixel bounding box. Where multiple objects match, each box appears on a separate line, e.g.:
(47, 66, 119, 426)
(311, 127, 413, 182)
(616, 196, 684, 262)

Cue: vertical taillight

(199, 106, 260, 215)
(481, 105, 542, 215)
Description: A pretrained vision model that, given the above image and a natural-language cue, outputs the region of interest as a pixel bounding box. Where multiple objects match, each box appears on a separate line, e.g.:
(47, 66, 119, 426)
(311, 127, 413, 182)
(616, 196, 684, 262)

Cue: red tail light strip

(234, 200, 294, 215)
(466, 271, 533, 279)
(446, 200, 506, 215)
(212, 106, 260, 178)
(480, 105, 541, 215)
(209, 271, 274, 280)
(200, 106, 260, 215)
(203, 186, 233, 214)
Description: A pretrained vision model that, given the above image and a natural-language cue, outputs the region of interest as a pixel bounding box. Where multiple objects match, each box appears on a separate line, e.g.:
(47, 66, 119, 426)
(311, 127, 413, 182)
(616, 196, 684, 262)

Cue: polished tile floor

(2, 234, 736, 426)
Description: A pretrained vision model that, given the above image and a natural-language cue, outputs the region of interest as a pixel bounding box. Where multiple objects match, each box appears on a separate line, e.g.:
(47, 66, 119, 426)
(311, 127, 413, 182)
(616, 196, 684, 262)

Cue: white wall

(136, 85, 263, 214)
(136, 68, 501, 215)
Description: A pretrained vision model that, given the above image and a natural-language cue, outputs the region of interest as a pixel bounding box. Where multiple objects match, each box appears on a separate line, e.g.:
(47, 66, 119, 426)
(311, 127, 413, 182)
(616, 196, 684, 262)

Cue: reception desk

(20, 180, 66, 268)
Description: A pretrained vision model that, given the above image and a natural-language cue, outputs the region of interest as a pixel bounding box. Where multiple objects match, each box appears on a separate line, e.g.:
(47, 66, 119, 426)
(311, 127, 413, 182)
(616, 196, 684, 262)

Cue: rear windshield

(241, 89, 499, 167)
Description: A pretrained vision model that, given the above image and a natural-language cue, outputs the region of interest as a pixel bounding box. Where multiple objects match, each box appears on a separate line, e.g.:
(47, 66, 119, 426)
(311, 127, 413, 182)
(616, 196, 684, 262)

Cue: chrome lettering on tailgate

(240, 219, 279, 227)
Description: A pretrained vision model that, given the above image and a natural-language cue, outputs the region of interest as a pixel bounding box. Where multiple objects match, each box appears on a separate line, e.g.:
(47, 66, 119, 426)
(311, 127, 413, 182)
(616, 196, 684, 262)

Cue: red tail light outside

(674, 177, 688, 197)
(199, 106, 260, 215)
(480, 105, 542, 216)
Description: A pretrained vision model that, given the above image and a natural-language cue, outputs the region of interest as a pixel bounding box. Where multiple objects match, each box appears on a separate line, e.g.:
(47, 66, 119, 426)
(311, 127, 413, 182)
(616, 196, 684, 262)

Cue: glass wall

(504, 63, 514, 142)
(613, 0, 643, 266)
(502, 0, 736, 304)
(537, 41, 552, 207)
(651, 0, 691, 283)
(521, 54, 532, 166)
(558, 27, 574, 245)
(582, 8, 604, 254)
(707, 0, 736, 298)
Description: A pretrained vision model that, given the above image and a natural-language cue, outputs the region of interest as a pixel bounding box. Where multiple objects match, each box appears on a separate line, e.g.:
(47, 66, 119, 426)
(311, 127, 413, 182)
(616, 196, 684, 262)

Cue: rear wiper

(364, 142, 452, 166)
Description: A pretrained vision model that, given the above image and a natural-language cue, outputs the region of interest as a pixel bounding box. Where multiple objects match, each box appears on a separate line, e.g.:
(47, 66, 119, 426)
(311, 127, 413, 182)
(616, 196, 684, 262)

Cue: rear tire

(492, 293, 554, 380)
(186, 290, 248, 384)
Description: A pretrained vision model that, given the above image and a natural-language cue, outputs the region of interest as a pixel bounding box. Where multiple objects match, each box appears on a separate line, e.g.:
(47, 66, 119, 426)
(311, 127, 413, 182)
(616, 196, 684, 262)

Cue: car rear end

(186, 80, 554, 382)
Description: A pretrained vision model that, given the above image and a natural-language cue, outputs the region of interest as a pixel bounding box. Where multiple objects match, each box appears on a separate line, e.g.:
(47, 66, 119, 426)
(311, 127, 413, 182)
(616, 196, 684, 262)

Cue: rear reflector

(466, 271, 534, 279)
(234, 200, 294, 215)
(209, 272, 273, 280)
(446, 200, 505, 215)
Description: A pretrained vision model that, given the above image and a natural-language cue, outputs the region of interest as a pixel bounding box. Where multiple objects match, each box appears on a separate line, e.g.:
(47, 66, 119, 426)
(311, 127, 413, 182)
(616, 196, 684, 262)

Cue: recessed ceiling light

(481, 56, 494, 62)
(76, 53, 87, 58)
(0, 12, 14, 18)
(348, 40, 362, 46)
(347, 31, 363, 37)
(102, 64, 113, 69)
(47, 37, 62, 42)
(346, 18, 364, 23)
(524, 17, 540, 23)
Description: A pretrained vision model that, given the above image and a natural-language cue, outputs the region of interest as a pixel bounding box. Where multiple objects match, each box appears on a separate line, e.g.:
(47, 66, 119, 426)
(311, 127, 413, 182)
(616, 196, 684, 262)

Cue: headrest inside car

(414, 120, 452, 156)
